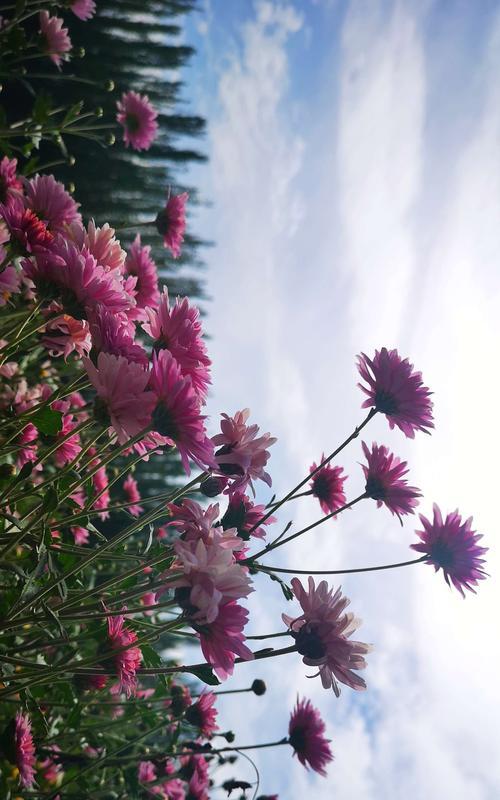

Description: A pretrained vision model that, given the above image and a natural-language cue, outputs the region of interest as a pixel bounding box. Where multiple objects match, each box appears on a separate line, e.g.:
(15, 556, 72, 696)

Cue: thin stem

(255, 555, 427, 576)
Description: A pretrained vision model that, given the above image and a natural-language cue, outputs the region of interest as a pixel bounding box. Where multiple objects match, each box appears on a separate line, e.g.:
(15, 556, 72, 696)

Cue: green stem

(255, 554, 427, 576)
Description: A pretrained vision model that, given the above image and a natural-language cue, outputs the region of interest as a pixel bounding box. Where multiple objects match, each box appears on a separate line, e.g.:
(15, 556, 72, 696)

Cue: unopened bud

(251, 679, 266, 696)
(104, 79, 114, 92)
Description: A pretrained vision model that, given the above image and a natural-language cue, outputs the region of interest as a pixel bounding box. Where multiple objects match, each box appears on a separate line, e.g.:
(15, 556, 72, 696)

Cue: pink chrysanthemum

(125, 234, 159, 315)
(309, 456, 347, 516)
(185, 691, 219, 737)
(15, 711, 36, 789)
(212, 409, 276, 494)
(123, 474, 143, 517)
(155, 191, 188, 258)
(42, 313, 92, 359)
(24, 174, 81, 232)
(220, 491, 275, 540)
(54, 414, 82, 468)
(1, 198, 53, 254)
(39, 11, 71, 68)
(180, 754, 209, 800)
(167, 498, 220, 541)
(138, 760, 157, 784)
(283, 577, 370, 695)
(288, 697, 333, 777)
(361, 441, 420, 519)
(149, 349, 215, 473)
(144, 287, 211, 402)
(197, 601, 254, 680)
(70, 0, 96, 20)
(84, 352, 155, 444)
(39, 745, 63, 787)
(89, 304, 148, 366)
(411, 504, 488, 597)
(107, 609, 142, 697)
(0, 156, 22, 203)
(92, 462, 110, 518)
(116, 91, 158, 152)
(75, 220, 126, 273)
(72, 526, 89, 545)
(0, 265, 21, 306)
(357, 348, 434, 438)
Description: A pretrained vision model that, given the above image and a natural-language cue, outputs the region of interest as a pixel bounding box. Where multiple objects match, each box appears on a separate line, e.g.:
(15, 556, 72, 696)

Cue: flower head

(15, 711, 36, 788)
(70, 0, 96, 20)
(125, 234, 159, 315)
(42, 313, 92, 359)
(185, 691, 219, 737)
(24, 174, 81, 232)
(167, 498, 220, 541)
(1, 197, 53, 254)
(39, 11, 71, 68)
(411, 504, 488, 596)
(0, 265, 21, 306)
(89, 304, 147, 365)
(361, 441, 420, 519)
(357, 348, 434, 438)
(155, 191, 188, 258)
(0, 156, 22, 203)
(220, 491, 275, 540)
(107, 609, 142, 697)
(288, 697, 333, 777)
(309, 456, 347, 516)
(75, 219, 126, 273)
(116, 91, 158, 151)
(197, 601, 254, 680)
(123, 474, 143, 517)
(212, 409, 276, 494)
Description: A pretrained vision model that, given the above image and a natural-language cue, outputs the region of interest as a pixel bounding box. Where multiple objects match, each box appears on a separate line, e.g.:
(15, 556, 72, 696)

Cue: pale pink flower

(155, 191, 188, 258)
(0, 156, 22, 203)
(197, 601, 254, 681)
(15, 711, 36, 788)
(289, 697, 333, 776)
(123, 474, 143, 516)
(106, 609, 142, 697)
(167, 498, 220, 541)
(42, 313, 92, 359)
(0, 360, 18, 378)
(88, 304, 148, 366)
(125, 234, 159, 315)
(77, 220, 125, 272)
(116, 91, 158, 151)
(24, 174, 81, 232)
(70, 0, 96, 21)
(213, 409, 277, 494)
(39, 11, 71, 68)
(0, 265, 21, 306)
(185, 691, 218, 737)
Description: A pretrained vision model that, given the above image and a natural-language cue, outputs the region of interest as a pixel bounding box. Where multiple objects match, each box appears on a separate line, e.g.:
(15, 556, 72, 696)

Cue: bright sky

(183, 2, 500, 798)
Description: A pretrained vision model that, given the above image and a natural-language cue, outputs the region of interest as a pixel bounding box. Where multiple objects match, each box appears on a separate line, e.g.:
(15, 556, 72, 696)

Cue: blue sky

(179, 2, 500, 798)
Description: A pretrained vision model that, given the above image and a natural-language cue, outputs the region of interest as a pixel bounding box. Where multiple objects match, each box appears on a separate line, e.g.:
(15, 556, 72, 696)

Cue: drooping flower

(220, 491, 275, 540)
(185, 691, 219, 737)
(116, 91, 158, 151)
(361, 441, 420, 519)
(155, 191, 188, 258)
(24, 174, 81, 232)
(288, 697, 333, 777)
(106, 609, 142, 697)
(0, 265, 21, 306)
(149, 349, 215, 473)
(283, 578, 370, 695)
(42, 313, 92, 359)
(144, 287, 210, 401)
(123, 474, 143, 517)
(125, 234, 159, 315)
(14, 711, 36, 788)
(84, 352, 155, 444)
(197, 601, 254, 680)
(411, 504, 488, 597)
(309, 456, 347, 516)
(212, 409, 276, 494)
(88, 304, 148, 366)
(70, 0, 96, 20)
(357, 348, 434, 438)
(0, 156, 22, 203)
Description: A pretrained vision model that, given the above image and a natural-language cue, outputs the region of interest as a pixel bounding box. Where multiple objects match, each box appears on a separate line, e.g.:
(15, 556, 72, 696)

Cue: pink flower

(288, 697, 333, 777)
(212, 409, 277, 494)
(24, 174, 81, 232)
(123, 474, 144, 517)
(180, 754, 209, 799)
(0, 156, 22, 203)
(361, 441, 420, 519)
(71, 526, 89, 545)
(185, 691, 218, 737)
(283, 578, 370, 695)
(1, 198, 53, 254)
(125, 234, 159, 315)
(15, 711, 36, 788)
(39, 11, 71, 68)
(197, 601, 254, 680)
(116, 91, 158, 152)
(144, 287, 210, 402)
(138, 760, 157, 784)
(155, 191, 188, 258)
(309, 456, 347, 516)
(72, 219, 126, 272)
(89, 304, 148, 366)
(54, 415, 82, 467)
(220, 491, 275, 540)
(357, 348, 434, 438)
(92, 463, 110, 518)
(411, 504, 488, 597)
(42, 313, 92, 359)
(107, 609, 142, 697)
(149, 349, 215, 473)
(167, 498, 220, 541)
(0, 265, 21, 306)
(85, 352, 155, 444)
(39, 745, 63, 786)
(70, 0, 96, 20)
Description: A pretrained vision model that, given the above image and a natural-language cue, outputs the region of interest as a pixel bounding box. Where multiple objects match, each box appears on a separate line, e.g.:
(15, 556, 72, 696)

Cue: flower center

(375, 389, 398, 415)
(429, 540, 455, 569)
(292, 624, 327, 660)
(312, 473, 331, 501)
(289, 726, 307, 754)
(153, 403, 179, 439)
(364, 476, 386, 500)
(125, 113, 141, 133)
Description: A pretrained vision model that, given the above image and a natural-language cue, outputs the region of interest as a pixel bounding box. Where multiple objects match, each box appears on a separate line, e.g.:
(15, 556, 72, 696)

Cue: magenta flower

(220, 491, 275, 540)
(89, 304, 148, 366)
(39, 745, 63, 787)
(144, 287, 211, 402)
(84, 352, 155, 444)
(411, 504, 488, 596)
(15, 711, 36, 789)
(123, 474, 144, 517)
(155, 191, 188, 258)
(54, 414, 82, 467)
(39, 11, 71, 68)
(185, 691, 219, 737)
(149, 349, 215, 473)
(283, 578, 370, 695)
(212, 409, 277, 494)
(197, 601, 254, 680)
(92, 463, 110, 518)
(0, 265, 21, 306)
(24, 174, 81, 232)
(1, 198, 54, 254)
(138, 760, 157, 784)
(0, 156, 22, 203)
(180, 754, 209, 800)
(106, 609, 142, 697)
(72, 526, 89, 545)
(42, 313, 92, 359)
(309, 456, 347, 516)
(116, 91, 158, 152)
(288, 697, 333, 777)
(70, 0, 96, 20)
(125, 234, 159, 315)
(361, 441, 420, 519)
(357, 348, 434, 438)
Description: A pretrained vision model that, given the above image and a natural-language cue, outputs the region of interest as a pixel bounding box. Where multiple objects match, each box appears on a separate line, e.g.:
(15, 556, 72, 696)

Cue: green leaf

(269, 572, 294, 601)
(42, 487, 59, 514)
(186, 664, 221, 686)
(62, 101, 83, 127)
(15, 460, 33, 484)
(31, 407, 63, 436)
(141, 643, 162, 668)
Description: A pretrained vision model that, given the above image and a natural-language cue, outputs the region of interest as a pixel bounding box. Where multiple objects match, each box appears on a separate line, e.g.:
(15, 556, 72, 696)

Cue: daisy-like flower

(212, 409, 277, 494)
(70, 0, 96, 20)
(220, 491, 275, 540)
(42, 313, 92, 359)
(71, 526, 89, 545)
(197, 601, 254, 680)
(144, 287, 210, 402)
(116, 91, 158, 151)
(309, 456, 347, 516)
(84, 352, 155, 444)
(71, 219, 126, 273)
(0, 265, 21, 306)
(39, 11, 71, 68)
(288, 697, 333, 777)
(357, 348, 434, 438)
(125, 234, 159, 315)
(167, 498, 220, 541)
(1, 198, 53, 254)
(89, 304, 147, 366)
(122, 474, 143, 517)
(0, 156, 22, 203)
(411, 504, 488, 596)
(54, 414, 82, 468)
(106, 609, 142, 697)
(155, 191, 188, 258)
(180, 754, 210, 800)
(185, 691, 219, 737)
(361, 441, 420, 519)
(15, 711, 36, 789)
(283, 577, 370, 695)
(149, 349, 215, 473)
(24, 174, 81, 232)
